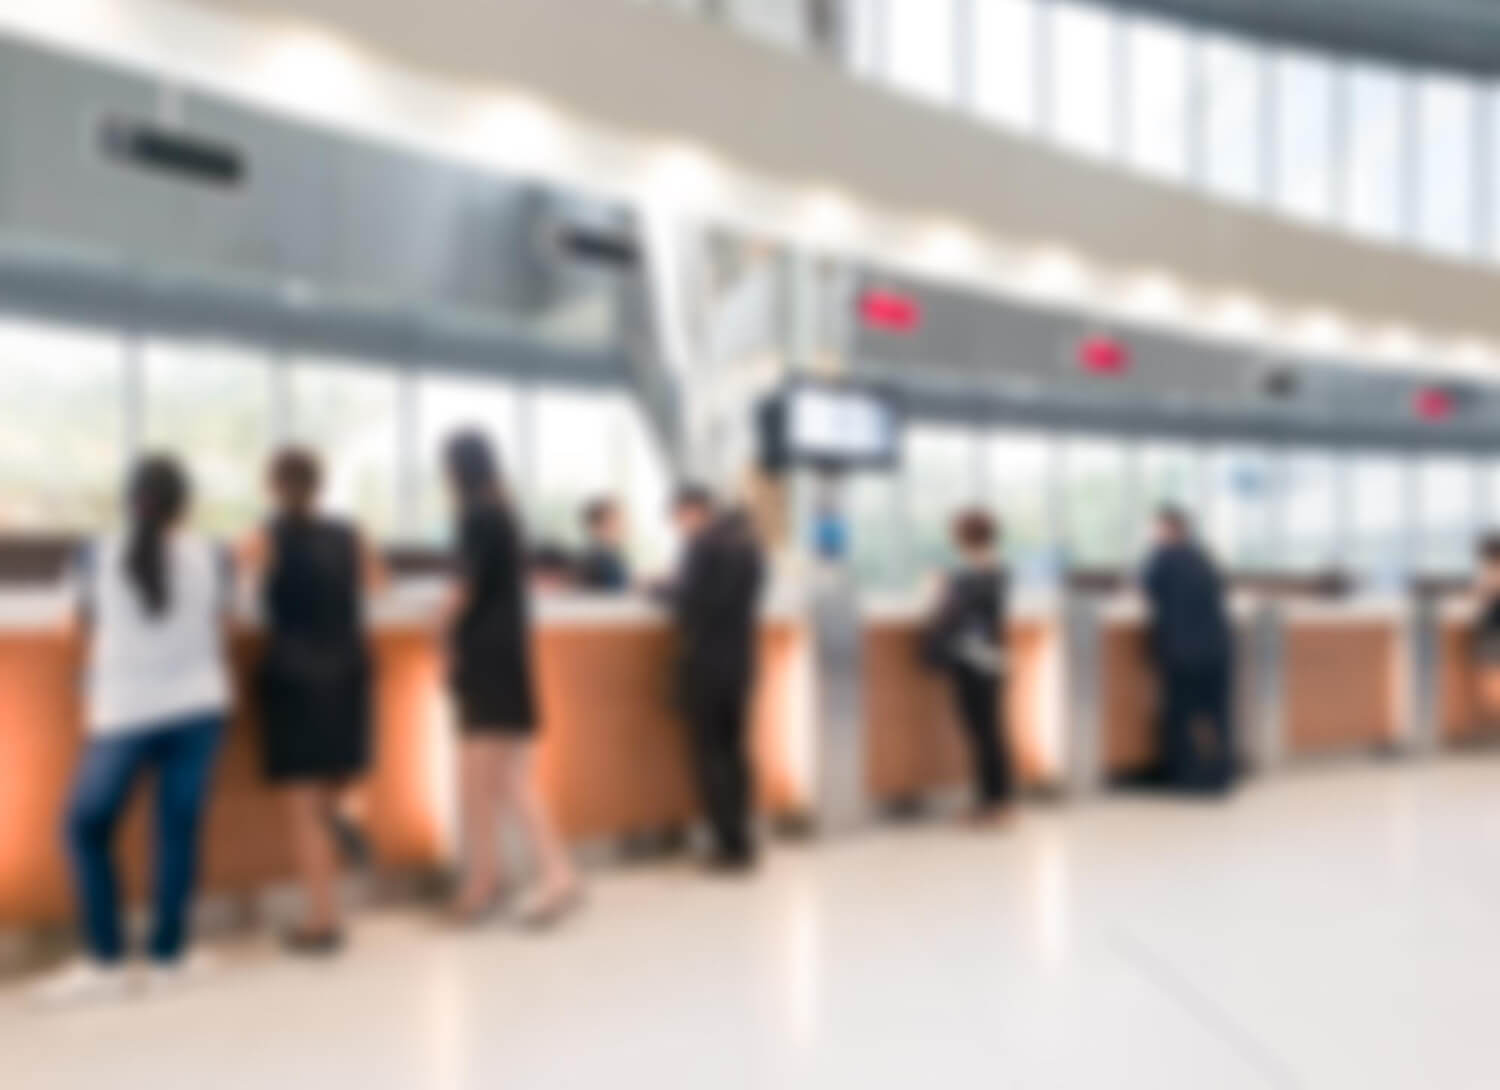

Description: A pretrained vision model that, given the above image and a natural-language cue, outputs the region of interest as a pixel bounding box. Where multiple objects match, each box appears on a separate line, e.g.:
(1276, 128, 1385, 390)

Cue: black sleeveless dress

(258, 516, 373, 783)
(450, 503, 537, 735)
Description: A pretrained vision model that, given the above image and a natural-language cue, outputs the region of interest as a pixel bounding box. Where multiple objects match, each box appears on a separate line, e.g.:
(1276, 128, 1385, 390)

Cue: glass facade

(649, 0, 1500, 265)
(0, 315, 671, 572)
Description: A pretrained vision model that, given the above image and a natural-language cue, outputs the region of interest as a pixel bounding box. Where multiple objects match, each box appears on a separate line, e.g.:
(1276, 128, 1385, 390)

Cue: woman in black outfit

(241, 447, 382, 953)
(443, 431, 580, 928)
(924, 508, 1013, 825)
(1473, 536, 1500, 727)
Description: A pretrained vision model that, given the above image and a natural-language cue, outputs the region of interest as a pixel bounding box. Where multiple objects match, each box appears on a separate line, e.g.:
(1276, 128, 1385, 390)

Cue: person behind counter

(576, 497, 631, 592)
(442, 431, 582, 927)
(922, 509, 1013, 825)
(238, 447, 383, 956)
(1471, 536, 1500, 725)
(664, 485, 765, 871)
(35, 455, 230, 1006)
(1142, 505, 1235, 795)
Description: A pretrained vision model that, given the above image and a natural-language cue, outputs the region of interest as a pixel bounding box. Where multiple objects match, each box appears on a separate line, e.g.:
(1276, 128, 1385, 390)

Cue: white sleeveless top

(81, 530, 231, 736)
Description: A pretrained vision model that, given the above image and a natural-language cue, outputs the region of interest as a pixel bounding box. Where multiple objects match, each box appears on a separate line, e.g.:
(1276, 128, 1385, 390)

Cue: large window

(1060, 436, 1129, 567)
(849, 473, 904, 590)
(1281, 450, 1339, 571)
(415, 371, 522, 544)
(985, 430, 1054, 584)
(1349, 456, 1407, 586)
(288, 358, 403, 540)
(143, 339, 274, 535)
(884, 0, 957, 104)
(0, 320, 123, 532)
(1344, 65, 1407, 242)
(1414, 457, 1473, 574)
(1415, 76, 1478, 258)
(1201, 35, 1263, 203)
(531, 390, 627, 548)
(1273, 51, 1335, 222)
(1047, 1, 1116, 158)
(973, 0, 1039, 132)
(902, 426, 981, 580)
(1125, 18, 1190, 181)
(1206, 446, 1276, 569)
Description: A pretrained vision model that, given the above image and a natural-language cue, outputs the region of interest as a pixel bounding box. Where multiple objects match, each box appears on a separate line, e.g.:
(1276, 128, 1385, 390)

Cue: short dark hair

(951, 507, 998, 551)
(672, 483, 715, 515)
(583, 496, 618, 532)
(1157, 504, 1191, 536)
(270, 446, 321, 514)
(1480, 534, 1500, 565)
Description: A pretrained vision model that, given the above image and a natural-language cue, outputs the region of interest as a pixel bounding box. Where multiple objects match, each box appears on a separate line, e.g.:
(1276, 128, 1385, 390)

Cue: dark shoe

(704, 847, 757, 875)
(283, 928, 345, 957)
(324, 809, 372, 870)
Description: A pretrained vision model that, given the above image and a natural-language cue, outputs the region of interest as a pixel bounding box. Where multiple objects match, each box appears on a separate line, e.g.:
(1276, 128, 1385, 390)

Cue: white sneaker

(142, 950, 219, 999)
(29, 960, 134, 1011)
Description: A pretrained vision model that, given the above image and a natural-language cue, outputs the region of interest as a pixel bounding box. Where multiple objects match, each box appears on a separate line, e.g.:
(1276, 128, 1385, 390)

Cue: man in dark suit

(667, 485, 765, 869)
(576, 497, 630, 593)
(1142, 505, 1236, 794)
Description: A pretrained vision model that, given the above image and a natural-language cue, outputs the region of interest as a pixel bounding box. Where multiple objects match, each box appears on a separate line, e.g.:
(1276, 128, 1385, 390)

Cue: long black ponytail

(123, 454, 190, 617)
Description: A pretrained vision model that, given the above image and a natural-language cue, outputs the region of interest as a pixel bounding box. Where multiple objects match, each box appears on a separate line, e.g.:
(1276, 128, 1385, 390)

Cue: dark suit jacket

(1142, 541, 1232, 671)
(670, 511, 765, 694)
(577, 545, 629, 592)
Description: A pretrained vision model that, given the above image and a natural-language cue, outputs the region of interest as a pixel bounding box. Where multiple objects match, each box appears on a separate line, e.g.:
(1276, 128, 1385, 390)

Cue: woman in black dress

(443, 431, 580, 927)
(1473, 536, 1500, 727)
(923, 508, 1013, 825)
(241, 447, 382, 953)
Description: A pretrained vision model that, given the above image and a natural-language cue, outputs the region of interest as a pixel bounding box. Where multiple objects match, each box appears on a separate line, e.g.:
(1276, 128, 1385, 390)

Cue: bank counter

(0, 591, 810, 928)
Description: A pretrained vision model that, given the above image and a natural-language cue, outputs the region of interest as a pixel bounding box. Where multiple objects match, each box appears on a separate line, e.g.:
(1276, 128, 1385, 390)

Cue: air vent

(99, 117, 246, 188)
(555, 225, 638, 267)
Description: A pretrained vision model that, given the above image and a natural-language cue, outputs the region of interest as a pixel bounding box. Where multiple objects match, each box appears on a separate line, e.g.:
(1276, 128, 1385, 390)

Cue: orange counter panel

(0, 630, 446, 927)
(0, 620, 805, 928)
(1283, 622, 1400, 755)
(533, 620, 807, 841)
(863, 619, 1051, 801)
(1099, 622, 1159, 775)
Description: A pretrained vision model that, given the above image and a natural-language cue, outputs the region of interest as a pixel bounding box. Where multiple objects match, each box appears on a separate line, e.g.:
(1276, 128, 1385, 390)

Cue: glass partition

(531, 390, 627, 549)
(288, 357, 403, 540)
(1207, 445, 1276, 569)
(1344, 64, 1406, 243)
(1201, 35, 1264, 203)
(1415, 76, 1478, 257)
(848, 473, 904, 591)
(1349, 455, 1408, 586)
(143, 339, 275, 535)
(986, 429, 1055, 585)
(1414, 456, 1474, 575)
(1273, 50, 1335, 222)
(1060, 436, 1129, 567)
(902, 426, 981, 583)
(1281, 450, 1339, 571)
(0, 319, 124, 532)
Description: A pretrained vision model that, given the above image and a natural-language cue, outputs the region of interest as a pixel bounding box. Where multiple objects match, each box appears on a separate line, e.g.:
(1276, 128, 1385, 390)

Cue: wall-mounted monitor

(758, 381, 901, 472)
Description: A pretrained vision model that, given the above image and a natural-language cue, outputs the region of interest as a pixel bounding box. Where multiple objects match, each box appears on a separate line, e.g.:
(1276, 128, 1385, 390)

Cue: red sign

(859, 290, 922, 333)
(1414, 387, 1456, 422)
(1077, 334, 1130, 376)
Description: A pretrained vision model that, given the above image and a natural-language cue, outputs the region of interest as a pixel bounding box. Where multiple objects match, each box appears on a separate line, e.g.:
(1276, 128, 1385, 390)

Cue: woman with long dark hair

(442, 431, 581, 927)
(239, 447, 382, 955)
(35, 454, 231, 1006)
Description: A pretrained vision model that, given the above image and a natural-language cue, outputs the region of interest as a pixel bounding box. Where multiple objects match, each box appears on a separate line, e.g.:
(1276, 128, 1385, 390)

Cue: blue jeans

(65, 711, 225, 963)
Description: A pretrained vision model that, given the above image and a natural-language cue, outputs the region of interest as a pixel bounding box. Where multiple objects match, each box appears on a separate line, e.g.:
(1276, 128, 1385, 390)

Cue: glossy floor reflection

(11, 757, 1500, 1088)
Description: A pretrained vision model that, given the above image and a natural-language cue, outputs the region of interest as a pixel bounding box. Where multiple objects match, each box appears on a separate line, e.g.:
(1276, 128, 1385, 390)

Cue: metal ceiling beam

(1096, 0, 1500, 75)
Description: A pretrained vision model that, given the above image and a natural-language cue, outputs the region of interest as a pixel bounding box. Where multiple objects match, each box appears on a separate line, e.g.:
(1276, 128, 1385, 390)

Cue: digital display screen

(760, 384, 900, 471)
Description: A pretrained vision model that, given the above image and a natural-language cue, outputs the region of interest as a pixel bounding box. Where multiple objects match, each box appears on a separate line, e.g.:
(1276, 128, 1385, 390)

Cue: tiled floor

(10, 757, 1500, 1088)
